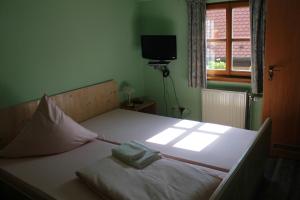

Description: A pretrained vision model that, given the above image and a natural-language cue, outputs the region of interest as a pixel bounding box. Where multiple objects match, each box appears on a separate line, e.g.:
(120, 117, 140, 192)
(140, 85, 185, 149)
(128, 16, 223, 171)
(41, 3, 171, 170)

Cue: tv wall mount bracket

(148, 61, 170, 77)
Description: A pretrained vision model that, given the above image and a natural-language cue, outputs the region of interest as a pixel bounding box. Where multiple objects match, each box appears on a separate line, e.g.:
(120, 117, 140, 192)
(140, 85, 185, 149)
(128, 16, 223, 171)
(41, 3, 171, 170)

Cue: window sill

(207, 75, 251, 83)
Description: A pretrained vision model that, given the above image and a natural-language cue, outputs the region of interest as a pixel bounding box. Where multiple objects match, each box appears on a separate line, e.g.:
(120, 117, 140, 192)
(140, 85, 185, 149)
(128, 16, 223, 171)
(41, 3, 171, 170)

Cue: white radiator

(201, 89, 247, 128)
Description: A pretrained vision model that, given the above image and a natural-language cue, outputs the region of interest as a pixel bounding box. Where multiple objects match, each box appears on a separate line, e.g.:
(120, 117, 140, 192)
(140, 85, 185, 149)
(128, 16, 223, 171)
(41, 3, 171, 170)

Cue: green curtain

(250, 0, 266, 94)
(187, 0, 207, 88)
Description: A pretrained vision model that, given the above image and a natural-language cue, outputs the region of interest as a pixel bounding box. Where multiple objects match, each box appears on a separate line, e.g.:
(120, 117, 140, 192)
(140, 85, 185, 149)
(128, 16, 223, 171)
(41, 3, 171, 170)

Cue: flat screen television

(141, 35, 177, 60)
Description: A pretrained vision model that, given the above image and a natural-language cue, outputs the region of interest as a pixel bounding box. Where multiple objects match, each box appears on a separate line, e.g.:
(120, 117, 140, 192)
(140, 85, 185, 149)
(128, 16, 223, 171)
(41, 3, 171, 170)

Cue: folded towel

(130, 141, 159, 154)
(112, 142, 145, 162)
(112, 141, 161, 169)
(128, 141, 161, 169)
(129, 151, 161, 169)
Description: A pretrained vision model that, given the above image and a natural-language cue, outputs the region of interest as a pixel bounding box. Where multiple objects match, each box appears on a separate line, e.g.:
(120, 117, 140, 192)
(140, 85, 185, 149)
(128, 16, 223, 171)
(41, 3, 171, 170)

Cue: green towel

(127, 141, 161, 169)
(129, 151, 161, 169)
(130, 141, 159, 154)
(112, 141, 161, 169)
(112, 142, 145, 162)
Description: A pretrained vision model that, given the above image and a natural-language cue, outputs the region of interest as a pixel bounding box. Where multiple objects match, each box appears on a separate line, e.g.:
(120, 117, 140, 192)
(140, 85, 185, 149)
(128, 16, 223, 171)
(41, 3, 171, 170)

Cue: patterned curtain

(187, 0, 207, 88)
(250, 0, 266, 94)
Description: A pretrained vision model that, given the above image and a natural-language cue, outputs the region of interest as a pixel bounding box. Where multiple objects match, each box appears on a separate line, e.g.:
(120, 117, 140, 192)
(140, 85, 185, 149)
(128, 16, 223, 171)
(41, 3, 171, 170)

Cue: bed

(0, 80, 271, 200)
(0, 139, 225, 200)
(81, 109, 257, 172)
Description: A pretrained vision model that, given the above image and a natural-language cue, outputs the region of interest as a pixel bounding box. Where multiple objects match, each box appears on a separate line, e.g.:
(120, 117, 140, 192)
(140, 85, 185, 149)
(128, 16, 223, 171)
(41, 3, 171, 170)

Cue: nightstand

(120, 100, 156, 114)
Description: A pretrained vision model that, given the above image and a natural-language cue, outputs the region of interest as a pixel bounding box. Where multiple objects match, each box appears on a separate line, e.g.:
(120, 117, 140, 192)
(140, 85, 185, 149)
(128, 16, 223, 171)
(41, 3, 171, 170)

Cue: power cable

(162, 75, 168, 115)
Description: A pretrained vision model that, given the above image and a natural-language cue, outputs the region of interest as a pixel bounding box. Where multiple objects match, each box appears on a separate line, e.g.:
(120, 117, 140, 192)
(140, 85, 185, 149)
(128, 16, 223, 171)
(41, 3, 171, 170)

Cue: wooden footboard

(209, 118, 271, 200)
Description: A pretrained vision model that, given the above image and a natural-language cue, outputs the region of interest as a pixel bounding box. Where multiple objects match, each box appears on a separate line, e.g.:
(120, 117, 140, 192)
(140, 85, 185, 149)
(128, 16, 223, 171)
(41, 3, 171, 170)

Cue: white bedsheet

(0, 140, 225, 200)
(81, 109, 257, 171)
(77, 157, 221, 200)
(0, 141, 111, 200)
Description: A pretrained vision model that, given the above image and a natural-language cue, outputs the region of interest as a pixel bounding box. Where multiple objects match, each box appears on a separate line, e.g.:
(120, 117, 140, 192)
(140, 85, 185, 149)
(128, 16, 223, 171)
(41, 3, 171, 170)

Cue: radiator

(201, 89, 248, 128)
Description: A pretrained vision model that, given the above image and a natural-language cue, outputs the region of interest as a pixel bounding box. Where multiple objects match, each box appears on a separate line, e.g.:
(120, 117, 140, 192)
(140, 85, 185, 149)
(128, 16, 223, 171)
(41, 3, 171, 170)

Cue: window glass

(232, 7, 251, 72)
(206, 41, 226, 70)
(232, 7, 250, 39)
(206, 9, 226, 39)
(232, 41, 251, 71)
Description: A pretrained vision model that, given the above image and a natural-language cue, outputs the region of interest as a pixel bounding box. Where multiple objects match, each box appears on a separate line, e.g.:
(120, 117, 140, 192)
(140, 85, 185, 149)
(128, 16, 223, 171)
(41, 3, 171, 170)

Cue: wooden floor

(256, 158, 300, 200)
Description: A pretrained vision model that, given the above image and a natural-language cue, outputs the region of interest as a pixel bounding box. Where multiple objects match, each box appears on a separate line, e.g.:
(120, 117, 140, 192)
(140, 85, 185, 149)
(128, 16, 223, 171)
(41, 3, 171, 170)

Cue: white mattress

(81, 109, 257, 171)
(0, 140, 225, 200)
(0, 140, 111, 200)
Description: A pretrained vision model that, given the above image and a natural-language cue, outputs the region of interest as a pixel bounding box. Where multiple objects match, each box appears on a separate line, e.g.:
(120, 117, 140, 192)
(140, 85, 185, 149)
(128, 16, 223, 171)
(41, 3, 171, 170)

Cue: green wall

(137, 0, 263, 130)
(0, 0, 263, 130)
(0, 0, 144, 109)
(137, 0, 200, 119)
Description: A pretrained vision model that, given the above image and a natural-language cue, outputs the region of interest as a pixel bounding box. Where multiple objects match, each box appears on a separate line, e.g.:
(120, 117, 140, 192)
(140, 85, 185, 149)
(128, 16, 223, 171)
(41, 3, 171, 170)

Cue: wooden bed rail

(209, 118, 272, 200)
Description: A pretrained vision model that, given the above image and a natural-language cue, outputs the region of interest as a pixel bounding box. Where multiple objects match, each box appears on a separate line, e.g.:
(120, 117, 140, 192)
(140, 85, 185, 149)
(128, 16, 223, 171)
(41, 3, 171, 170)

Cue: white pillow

(0, 95, 97, 158)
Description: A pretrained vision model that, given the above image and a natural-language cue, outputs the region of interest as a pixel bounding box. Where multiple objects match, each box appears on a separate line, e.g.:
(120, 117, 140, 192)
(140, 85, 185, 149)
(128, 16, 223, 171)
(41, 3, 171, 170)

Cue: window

(206, 2, 251, 82)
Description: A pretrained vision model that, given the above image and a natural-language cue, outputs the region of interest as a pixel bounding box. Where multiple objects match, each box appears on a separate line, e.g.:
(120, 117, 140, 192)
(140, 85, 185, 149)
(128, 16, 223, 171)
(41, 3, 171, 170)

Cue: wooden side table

(120, 100, 156, 114)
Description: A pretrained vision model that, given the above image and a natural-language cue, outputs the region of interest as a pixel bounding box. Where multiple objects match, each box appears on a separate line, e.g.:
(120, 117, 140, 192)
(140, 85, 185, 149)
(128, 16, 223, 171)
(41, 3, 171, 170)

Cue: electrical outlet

(172, 106, 186, 112)
(179, 107, 186, 113)
(172, 105, 180, 111)
(171, 105, 191, 119)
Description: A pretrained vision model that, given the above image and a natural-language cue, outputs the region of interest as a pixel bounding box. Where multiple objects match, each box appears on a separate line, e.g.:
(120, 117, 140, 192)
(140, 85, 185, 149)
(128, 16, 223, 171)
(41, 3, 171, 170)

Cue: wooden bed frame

(0, 80, 119, 147)
(210, 118, 271, 200)
(0, 79, 271, 200)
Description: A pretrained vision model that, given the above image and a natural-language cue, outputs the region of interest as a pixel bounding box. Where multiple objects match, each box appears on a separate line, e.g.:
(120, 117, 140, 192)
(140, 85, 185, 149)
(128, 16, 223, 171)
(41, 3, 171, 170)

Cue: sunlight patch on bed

(173, 120, 199, 129)
(173, 132, 219, 152)
(198, 123, 231, 134)
(146, 128, 186, 145)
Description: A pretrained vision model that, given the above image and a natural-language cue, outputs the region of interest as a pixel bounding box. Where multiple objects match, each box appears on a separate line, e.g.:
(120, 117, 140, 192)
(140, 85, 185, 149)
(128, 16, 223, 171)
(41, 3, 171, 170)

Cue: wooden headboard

(0, 80, 119, 144)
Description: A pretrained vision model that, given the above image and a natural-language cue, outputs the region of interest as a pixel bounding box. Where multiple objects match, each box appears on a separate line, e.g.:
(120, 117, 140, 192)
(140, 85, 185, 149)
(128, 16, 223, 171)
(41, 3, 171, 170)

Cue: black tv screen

(141, 35, 177, 60)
